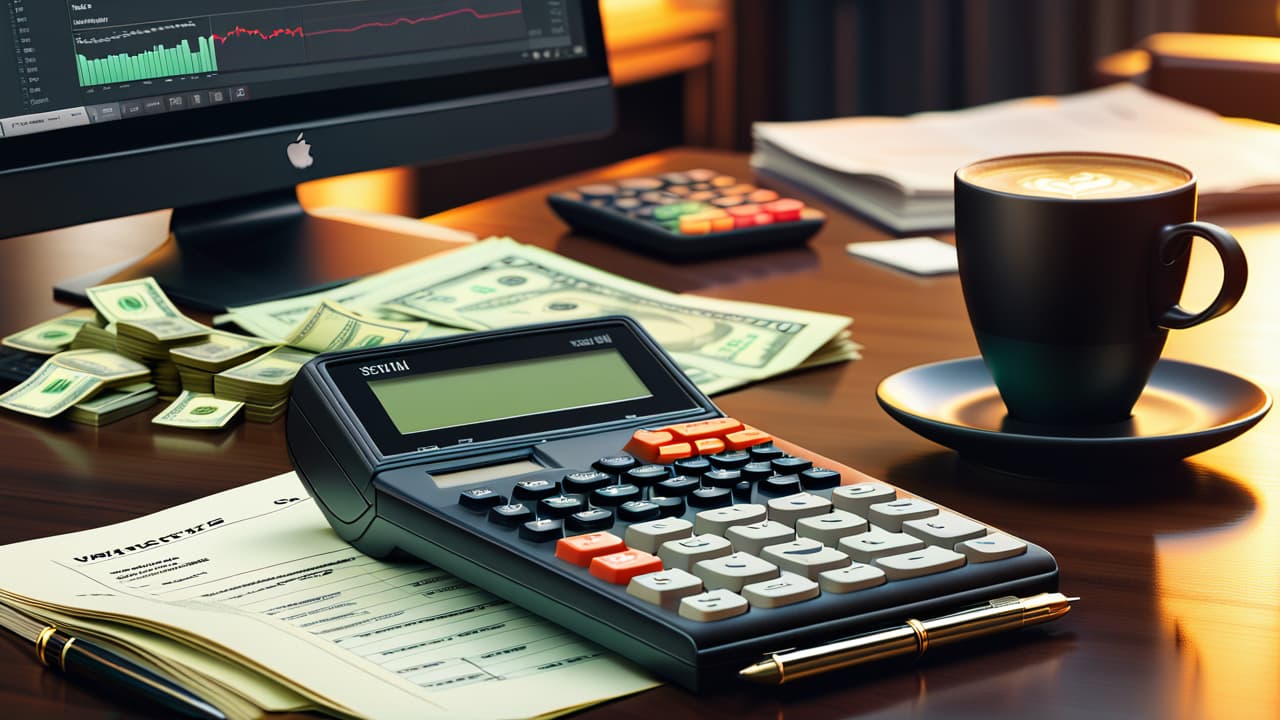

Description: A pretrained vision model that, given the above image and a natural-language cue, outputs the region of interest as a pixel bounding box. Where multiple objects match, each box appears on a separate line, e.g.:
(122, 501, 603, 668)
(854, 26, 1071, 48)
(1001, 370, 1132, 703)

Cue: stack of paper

(0, 473, 660, 719)
(751, 83, 1280, 232)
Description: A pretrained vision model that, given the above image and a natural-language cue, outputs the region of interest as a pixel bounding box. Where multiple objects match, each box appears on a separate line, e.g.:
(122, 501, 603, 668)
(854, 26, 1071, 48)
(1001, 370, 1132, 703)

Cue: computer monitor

(0, 1, 613, 311)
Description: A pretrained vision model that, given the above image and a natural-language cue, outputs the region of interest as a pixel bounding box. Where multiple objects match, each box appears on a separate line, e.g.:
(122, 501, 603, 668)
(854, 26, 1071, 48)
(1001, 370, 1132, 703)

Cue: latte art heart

(1023, 172, 1135, 199)
(959, 154, 1190, 199)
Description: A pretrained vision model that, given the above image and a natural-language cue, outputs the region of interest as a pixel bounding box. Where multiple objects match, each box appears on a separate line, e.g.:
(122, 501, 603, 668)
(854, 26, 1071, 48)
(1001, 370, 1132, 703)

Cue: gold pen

(739, 592, 1076, 685)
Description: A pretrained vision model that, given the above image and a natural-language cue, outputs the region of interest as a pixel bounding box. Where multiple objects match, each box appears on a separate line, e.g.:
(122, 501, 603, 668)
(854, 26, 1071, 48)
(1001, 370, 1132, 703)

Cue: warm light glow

(297, 167, 417, 216)
(1156, 219, 1280, 719)
(1145, 32, 1280, 65)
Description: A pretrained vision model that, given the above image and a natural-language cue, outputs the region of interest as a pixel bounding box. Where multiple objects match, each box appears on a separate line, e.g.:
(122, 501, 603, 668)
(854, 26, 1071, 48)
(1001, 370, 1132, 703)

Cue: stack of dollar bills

(213, 347, 316, 423)
(67, 381, 159, 426)
(1, 308, 98, 355)
(170, 330, 276, 393)
(0, 349, 152, 419)
(70, 321, 118, 352)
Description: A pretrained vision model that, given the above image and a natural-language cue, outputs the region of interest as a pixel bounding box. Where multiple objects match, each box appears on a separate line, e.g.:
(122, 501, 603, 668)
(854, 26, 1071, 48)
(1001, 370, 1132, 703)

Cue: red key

(763, 198, 804, 222)
(556, 532, 626, 567)
(590, 550, 663, 584)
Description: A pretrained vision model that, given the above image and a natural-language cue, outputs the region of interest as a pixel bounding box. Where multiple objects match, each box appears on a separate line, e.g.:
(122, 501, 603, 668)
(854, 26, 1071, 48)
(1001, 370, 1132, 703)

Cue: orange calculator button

(724, 427, 772, 450)
(665, 418, 744, 441)
(590, 550, 663, 584)
(694, 438, 726, 455)
(654, 442, 695, 462)
(556, 532, 626, 567)
(623, 429, 673, 457)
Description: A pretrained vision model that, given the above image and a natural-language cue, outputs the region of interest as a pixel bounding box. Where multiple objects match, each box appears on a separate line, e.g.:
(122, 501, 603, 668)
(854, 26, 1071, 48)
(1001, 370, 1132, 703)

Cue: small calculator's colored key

(589, 549, 663, 584)
(724, 427, 772, 450)
(665, 418, 744, 441)
(556, 532, 626, 567)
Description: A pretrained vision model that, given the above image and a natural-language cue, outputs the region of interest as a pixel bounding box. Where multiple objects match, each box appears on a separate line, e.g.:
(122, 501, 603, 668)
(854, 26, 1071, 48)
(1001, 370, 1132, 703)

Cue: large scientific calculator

(287, 317, 1058, 690)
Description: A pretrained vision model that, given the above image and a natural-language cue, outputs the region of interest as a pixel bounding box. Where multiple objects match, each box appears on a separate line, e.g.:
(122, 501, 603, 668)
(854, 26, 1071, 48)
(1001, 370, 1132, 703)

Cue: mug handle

(1156, 221, 1248, 330)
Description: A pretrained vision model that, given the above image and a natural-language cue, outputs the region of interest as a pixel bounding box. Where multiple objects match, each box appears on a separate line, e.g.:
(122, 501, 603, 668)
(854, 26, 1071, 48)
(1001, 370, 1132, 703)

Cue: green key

(653, 202, 704, 221)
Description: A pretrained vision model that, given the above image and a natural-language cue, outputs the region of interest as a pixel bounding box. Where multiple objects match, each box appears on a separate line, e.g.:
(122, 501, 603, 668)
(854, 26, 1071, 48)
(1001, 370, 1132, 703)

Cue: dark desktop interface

(0, 0, 586, 138)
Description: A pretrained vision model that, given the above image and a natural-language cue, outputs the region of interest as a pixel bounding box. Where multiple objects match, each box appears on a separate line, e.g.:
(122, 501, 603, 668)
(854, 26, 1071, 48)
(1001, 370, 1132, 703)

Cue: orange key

(726, 203, 762, 218)
(653, 442, 695, 463)
(724, 427, 772, 450)
(679, 217, 712, 234)
(665, 417, 744, 441)
(748, 189, 780, 203)
(556, 532, 626, 567)
(710, 215, 735, 232)
(590, 549, 663, 584)
(694, 437, 726, 455)
(623, 430, 674, 460)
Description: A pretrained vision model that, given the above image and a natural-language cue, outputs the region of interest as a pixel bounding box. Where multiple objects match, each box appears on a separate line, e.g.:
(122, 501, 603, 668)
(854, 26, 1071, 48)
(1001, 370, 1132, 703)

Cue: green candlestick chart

(75, 37, 219, 87)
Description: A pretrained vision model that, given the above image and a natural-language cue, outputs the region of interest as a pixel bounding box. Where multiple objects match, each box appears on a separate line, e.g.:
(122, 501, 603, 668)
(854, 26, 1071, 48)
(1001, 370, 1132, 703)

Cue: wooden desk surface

(1, 148, 1277, 720)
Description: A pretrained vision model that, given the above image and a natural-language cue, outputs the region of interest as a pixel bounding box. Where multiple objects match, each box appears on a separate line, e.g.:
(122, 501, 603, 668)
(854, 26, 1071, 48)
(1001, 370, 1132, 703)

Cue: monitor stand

(53, 188, 468, 313)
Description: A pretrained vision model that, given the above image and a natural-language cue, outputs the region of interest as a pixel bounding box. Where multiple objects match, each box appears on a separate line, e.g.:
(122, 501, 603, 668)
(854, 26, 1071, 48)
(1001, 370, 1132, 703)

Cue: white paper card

(846, 237, 959, 275)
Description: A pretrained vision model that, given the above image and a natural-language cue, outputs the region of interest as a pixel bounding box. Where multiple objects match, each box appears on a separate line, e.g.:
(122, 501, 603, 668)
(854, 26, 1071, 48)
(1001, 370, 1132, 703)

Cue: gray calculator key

(760, 537, 850, 579)
(831, 482, 896, 514)
(874, 545, 966, 580)
(867, 498, 939, 531)
(902, 511, 988, 547)
(625, 518, 693, 554)
(957, 532, 1028, 562)
(627, 568, 704, 607)
(658, 533, 732, 572)
(742, 571, 821, 609)
(795, 509, 868, 546)
(766, 492, 832, 526)
(838, 526, 926, 562)
(693, 551, 779, 591)
(818, 562, 887, 593)
(678, 588, 749, 622)
(724, 520, 794, 555)
(694, 503, 766, 536)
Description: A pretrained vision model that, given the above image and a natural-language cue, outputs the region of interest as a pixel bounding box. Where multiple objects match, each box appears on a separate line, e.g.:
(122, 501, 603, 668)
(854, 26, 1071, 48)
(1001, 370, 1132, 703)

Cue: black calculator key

(563, 470, 613, 493)
(748, 444, 786, 462)
(709, 451, 751, 470)
(741, 461, 775, 483)
(703, 469, 742, 488)
(800, 468, 841, 490)
(760, 474, 802, 495)
(772, 456, 814, 475)
(656, 475, 700, 496)
(618, 500, 661, 523)
(625, 465, 669, 486)
(673, 457, 712, 478)
(732, 481, 754, 502)
(520, 518, 564, 543)
(577, 184, 617, 199)
(592, 484, 642, 507)
(513, 479, 560, 501)
(688, 487, 733, 509)
(489, 503, 535, 527)
(594, 455, 638, 475)
(459, 488, 506, 512)
(651, 496, 687, 517)
(566, 508, 615, 532)
(539, 494, 587, 518)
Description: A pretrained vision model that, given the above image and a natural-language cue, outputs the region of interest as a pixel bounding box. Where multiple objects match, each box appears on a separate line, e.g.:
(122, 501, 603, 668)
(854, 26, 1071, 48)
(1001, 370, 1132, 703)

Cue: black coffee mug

(954, 152, 1248, 426)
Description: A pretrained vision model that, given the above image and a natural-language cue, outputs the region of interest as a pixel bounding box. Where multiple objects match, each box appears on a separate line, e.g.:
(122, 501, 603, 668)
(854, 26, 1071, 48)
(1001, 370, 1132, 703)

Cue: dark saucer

(875, 357, 1272, 475)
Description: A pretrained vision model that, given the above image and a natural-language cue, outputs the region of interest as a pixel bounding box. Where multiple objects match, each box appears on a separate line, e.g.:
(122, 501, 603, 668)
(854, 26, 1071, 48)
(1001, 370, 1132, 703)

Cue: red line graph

(211, 7, 522, 44)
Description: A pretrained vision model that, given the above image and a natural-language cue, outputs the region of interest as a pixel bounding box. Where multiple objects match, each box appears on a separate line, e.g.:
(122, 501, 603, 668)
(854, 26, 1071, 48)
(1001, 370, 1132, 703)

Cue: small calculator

(547, 168, 826, 259)
(289, 317, 1059, 690)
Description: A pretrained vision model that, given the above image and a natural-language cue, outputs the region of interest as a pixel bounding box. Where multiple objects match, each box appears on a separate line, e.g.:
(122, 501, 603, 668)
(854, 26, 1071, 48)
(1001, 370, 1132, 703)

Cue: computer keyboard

(547, 168, 826, 259)
(0, 344, 44, 387)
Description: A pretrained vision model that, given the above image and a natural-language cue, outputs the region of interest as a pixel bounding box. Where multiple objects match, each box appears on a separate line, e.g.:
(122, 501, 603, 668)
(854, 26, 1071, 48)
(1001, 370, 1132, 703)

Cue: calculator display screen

(368, 349, 651, 435)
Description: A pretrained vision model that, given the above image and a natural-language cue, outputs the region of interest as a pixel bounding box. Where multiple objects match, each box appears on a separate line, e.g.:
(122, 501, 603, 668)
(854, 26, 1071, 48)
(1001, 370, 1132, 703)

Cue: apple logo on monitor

(287, 133, 314, 170)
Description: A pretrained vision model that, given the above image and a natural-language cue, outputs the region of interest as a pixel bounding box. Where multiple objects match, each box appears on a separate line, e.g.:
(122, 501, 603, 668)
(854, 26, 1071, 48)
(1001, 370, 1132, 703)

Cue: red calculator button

(752, 212, 774, 226)
(590, 550, 663, 584)
(763, 199, 804, 222)
(724, 427, 772, 450)
(726, 203, 762, 218)
(556, 532, 626, 567)
(665, 418, 744, 441)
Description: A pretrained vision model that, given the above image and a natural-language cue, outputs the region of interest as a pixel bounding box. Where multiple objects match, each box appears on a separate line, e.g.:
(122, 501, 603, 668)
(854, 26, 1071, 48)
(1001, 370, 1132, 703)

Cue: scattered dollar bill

(152, 391, 244, 430)
(283, 300, 416, 353)
(0, 362, 104, 419)
(2, 308, 98, 355)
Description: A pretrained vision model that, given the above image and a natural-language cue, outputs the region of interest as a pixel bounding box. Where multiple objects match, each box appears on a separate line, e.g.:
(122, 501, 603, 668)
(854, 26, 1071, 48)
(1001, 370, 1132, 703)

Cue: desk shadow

(550, 233, 821, 294)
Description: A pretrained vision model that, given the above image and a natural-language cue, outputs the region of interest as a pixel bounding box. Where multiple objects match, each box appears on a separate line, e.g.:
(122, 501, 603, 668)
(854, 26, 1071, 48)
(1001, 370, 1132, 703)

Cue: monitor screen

(0, 1, 613, 310)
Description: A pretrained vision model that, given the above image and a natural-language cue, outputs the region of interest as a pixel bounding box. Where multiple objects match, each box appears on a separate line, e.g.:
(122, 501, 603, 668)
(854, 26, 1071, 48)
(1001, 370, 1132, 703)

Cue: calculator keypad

(454, 417, 1029, 623)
